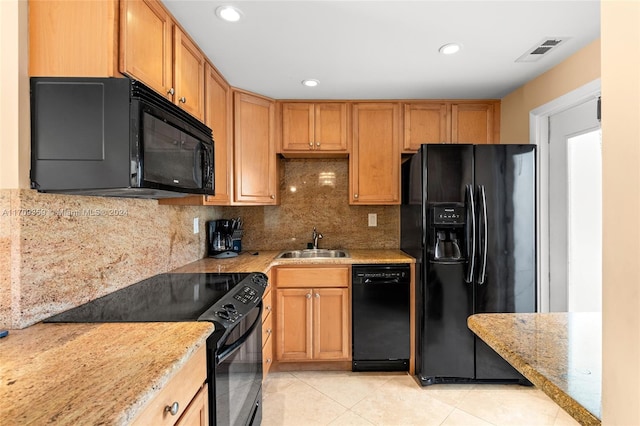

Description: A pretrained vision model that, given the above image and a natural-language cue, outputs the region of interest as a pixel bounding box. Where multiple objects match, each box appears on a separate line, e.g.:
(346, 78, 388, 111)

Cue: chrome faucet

(311, 227, 323, 249)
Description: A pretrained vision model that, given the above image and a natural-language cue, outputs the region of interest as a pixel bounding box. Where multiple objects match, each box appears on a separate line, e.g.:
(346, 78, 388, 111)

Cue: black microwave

(30, 77, 214, 198)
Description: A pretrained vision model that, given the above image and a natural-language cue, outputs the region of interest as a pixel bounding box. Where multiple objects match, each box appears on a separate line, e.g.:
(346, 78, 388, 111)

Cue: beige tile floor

(262, 371, 580, 426)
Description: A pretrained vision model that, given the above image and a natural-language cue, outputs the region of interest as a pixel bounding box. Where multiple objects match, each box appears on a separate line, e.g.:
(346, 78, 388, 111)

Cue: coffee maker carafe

(207, 218, 243, 258)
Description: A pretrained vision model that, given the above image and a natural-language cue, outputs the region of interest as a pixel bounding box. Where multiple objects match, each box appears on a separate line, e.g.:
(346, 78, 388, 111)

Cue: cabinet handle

(167, 88, 175, 95)
(306, 293, 311, 299)
(179, 97, 187, 103)
(165, 401, 179, 416)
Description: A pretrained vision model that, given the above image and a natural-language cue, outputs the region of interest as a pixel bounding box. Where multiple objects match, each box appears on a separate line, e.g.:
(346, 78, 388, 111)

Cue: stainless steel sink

(276, 249, 349, 259)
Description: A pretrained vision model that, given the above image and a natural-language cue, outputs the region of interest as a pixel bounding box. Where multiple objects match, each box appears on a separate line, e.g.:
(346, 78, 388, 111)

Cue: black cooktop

(45, 273, 251, 323)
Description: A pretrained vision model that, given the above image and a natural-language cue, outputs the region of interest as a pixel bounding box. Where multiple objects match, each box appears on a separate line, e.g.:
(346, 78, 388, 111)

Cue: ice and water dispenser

(430, 204, 465, 262)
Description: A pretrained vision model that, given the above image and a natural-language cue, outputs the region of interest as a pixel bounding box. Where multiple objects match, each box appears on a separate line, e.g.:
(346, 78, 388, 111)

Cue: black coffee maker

(207, 218, 243, 258)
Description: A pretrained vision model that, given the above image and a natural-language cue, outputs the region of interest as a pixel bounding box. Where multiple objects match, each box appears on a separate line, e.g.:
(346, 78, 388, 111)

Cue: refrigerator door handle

(477, 184, 488, 285)
(465, 184, 476, 283)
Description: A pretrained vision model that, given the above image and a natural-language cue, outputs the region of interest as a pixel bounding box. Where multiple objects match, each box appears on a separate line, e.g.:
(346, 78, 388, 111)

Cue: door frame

(529, 78, 601, 313)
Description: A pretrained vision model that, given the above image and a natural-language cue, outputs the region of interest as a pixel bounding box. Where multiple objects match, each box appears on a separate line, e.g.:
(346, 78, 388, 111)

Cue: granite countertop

(171, 249, 415, 274)
(0, 322, 213, 425)
(468, 312, 601, 426)
(1, 249, 414, 424)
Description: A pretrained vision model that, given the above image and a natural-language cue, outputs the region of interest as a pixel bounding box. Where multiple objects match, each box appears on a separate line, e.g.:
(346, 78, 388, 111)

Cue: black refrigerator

(401, 144, 536, 386)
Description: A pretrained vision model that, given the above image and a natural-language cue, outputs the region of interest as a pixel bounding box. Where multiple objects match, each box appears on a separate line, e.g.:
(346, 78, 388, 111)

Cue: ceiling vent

(516, 37, 570, 62)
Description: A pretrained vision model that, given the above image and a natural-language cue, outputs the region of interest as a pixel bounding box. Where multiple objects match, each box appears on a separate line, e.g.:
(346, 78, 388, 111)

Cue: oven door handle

(216, 302, 263, 364)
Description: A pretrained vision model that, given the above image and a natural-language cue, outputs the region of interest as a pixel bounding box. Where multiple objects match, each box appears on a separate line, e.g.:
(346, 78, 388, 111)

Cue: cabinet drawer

(275, 266, 349, 288)
(262, 313, 273, 348)
(263, 334, 273, 379)
(132, 345, 207, 426)
(262, 288, 273, 323)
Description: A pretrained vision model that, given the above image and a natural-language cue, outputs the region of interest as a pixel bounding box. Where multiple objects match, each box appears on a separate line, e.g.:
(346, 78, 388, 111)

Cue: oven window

(215, 306, 263, 426)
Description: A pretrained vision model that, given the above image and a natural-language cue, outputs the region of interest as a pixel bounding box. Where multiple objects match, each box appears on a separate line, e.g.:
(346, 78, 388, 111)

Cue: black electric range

(45, 272, 268, 426)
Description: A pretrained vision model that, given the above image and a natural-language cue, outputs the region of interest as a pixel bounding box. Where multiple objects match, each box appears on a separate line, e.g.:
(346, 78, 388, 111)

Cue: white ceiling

(162, 0, 600, 100)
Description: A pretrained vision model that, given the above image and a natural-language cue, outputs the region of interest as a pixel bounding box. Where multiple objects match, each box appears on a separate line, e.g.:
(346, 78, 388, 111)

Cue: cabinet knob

(309, 142, 313, 148)
(266, 305, 272, 312)
(315, 293, 320, 298)
(270, 194, 275, 199)
(165, 401, 179, 416)
(315, 142, 321, 147)
(266, 358, 272, 364)
(354, 193, 359, 199)
(179, 97, 187, 103)
(306, 293, 311, 299)
(167, 88, 175, 95)
(266, 328, 272, 335)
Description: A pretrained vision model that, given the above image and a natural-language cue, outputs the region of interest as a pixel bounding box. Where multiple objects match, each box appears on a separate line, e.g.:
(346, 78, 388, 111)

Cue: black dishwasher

(352, 264, 411, 371)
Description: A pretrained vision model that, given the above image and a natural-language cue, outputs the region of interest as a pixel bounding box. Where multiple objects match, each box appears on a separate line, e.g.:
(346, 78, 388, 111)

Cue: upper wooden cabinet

(29, 0, 120, 77)
(403, 101, 500, 151)
(451, 102, 500, 144)
(121, 0, 205, 121)
(280, 102, 349, 155)
(119, 0, 173, 97)
(234, 91, 278, 205)
(350, 103, 401, 205)
(403, 103, 448, 151)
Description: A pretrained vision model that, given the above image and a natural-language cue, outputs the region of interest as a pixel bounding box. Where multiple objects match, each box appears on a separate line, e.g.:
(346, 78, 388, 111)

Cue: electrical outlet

(368, 213, 377, 227)
(193, 217, 199, 234)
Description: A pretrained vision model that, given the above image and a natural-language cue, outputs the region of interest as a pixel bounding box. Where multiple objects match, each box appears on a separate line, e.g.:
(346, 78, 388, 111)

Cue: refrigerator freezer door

(473, 144, 536, 380)
(420, 262, 474, 382)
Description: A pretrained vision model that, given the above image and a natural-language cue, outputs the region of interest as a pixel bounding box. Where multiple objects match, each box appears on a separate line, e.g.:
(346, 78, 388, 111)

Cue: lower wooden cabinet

(274, 266, 350, 362)
(132, 345, 208, 426)
(262, 284, 274, 378)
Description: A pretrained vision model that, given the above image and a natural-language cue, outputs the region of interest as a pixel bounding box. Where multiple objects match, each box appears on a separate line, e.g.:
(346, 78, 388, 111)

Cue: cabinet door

(451, 103, 497, 144)
(120, 0, 173, 98)
(174, 27, 205, 121)
(403, 103, 448, 151)
(203, 63, 231, 204)
(234, 92, 278, 205)
(176, 385, 208, 426)
(350, 103, 401, 204)
(29, 0, 119, 77)
(276, 289, 313, 361)
(315, 103, 348, 152)
(282, 103, 315, 151)
(313, 288, 350, 360)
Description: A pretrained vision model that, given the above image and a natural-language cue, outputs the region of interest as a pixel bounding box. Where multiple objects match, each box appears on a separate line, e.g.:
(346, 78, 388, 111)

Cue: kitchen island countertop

(468, 312, 601, 426)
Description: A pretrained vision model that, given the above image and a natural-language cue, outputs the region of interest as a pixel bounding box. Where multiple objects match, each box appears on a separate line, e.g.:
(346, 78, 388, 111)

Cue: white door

(548, 97, 602, 312)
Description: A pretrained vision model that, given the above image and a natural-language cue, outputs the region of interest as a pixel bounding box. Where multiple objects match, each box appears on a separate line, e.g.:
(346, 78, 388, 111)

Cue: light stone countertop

(171, 249, 416, 274)
(0, 322, 213, 425)
(468, 312, 601, 426)
(0, 249, 414, 425)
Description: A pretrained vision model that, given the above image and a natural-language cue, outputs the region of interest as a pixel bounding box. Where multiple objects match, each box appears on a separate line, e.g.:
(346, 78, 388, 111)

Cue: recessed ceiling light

(302, 79, 320, 87)
(439, 43, 462, 55)
(216, 5, 242, 22)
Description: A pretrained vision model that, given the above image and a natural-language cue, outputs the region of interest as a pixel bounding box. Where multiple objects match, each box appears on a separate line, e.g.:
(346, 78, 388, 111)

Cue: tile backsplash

(1, 159, 401, 329)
